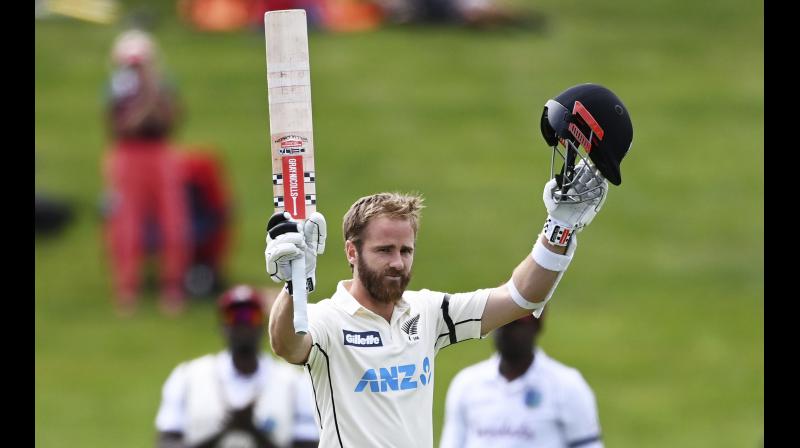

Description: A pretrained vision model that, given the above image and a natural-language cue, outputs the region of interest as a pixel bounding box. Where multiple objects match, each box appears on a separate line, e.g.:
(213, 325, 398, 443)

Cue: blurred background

(35, 0, 763, 446)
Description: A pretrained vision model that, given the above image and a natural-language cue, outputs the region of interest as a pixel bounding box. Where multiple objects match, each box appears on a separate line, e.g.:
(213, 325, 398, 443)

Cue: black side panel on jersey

(312, 343, 343, 447)
(440, 294, 457, 345)
(305, 364, 323, 429)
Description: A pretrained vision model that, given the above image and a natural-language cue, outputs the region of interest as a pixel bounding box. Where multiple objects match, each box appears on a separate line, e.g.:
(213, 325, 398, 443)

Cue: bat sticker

(275, 135, 308, 155)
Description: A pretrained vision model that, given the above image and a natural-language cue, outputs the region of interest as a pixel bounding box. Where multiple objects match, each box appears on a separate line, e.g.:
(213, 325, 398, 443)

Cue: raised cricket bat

(264, 10, 317, 334)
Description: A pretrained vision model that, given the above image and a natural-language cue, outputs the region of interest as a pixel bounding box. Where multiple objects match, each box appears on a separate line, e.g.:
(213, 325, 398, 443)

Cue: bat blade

(265, 9, 316, 221)
(265, 9, 316, 335)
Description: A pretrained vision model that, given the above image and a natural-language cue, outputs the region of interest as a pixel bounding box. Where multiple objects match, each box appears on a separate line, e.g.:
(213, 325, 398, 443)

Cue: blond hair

(342, 192, 425, 246)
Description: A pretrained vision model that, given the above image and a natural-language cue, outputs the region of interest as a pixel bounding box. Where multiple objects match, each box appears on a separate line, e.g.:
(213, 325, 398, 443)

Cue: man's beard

(357, 255, 411, 304)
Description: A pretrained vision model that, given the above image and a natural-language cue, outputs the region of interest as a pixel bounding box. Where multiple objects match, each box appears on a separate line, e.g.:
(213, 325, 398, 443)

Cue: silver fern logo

(402, 314, 420, 342)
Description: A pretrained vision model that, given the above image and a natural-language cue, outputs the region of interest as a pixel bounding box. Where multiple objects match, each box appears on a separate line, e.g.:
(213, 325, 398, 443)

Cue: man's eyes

(375, 247, 413, 254)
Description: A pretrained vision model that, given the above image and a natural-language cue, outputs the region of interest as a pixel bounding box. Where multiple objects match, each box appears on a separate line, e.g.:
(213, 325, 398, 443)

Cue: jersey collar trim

(332, 280, 411, 317)
(332, 280, 365, 315)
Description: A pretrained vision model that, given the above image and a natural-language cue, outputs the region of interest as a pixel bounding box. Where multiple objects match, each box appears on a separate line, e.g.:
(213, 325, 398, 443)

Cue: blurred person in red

(155, 285, 320, 448)
(103, 29, 190, 317)
(181, 148, 233, 298)
(177, 0, 382, 33)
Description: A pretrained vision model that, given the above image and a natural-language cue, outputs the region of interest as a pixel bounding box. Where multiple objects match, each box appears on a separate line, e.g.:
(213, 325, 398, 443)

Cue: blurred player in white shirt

(155, 285, 319, 448)
(440, 313, 602, 448)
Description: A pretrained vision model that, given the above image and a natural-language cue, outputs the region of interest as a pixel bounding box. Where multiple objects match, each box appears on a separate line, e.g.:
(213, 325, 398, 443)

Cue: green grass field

(36, 0, 763, 446)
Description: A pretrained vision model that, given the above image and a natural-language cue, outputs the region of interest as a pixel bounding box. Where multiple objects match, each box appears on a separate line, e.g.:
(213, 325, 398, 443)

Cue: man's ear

(345, 240, 357, 267)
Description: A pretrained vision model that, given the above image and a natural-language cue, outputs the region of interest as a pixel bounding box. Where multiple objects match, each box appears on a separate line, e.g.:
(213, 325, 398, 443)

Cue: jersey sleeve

(560, 370, 604, 448)
(154, 363, 188, 433)
(438, 371, 469, 448)
(434, 289, 491, 352)
(305, 302, 331, 367)
(291, 370, 321, 442)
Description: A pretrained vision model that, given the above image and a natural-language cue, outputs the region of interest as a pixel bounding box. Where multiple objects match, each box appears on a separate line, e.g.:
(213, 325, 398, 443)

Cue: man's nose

(388, 251, 404, 270)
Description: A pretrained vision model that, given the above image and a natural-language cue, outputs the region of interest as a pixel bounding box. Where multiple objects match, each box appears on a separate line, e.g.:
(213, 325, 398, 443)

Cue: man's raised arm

(481, 160, 607, 335)
(264, 211, 327, 365)
(269, 288, 313, 365)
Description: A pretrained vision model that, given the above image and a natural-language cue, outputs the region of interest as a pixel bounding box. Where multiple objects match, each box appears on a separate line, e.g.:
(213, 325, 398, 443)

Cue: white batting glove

(264, 211, 327, 292)
(301, 212, 327, 292)
(542, 160, 608, 246)
(265, 212, 306, 284)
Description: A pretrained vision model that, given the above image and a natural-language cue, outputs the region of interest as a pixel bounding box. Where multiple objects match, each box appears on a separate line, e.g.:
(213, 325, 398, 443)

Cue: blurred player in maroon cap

(155, 285, 319, 448)
(102, 29, 190, 316)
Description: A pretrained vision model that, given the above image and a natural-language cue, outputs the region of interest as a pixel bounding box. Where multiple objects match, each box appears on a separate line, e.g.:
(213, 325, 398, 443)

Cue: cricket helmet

(540, 83, 633, 187)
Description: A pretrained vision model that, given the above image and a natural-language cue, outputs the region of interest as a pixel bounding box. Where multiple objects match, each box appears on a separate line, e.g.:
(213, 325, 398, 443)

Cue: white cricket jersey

(440, 348, 603, 448)
(155, 350, 319, 447)
(305, 280, 491, 448)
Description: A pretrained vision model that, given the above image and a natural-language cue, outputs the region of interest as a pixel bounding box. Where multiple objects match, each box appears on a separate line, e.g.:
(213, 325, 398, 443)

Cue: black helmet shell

(541, 83, 633, 185)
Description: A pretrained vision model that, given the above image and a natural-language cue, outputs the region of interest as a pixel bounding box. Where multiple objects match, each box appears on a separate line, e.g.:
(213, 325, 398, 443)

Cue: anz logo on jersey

(354, 357, 431, 393)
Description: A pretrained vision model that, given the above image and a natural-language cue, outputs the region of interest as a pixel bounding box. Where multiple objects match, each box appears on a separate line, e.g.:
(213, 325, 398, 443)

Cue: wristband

(505, 279, 545, 311)
(542, 216, 575, 247)
(531, 237, 574, 271)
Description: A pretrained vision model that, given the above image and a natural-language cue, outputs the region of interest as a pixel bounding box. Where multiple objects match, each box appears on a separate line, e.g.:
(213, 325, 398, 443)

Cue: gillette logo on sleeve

(343, 330, 383, 347)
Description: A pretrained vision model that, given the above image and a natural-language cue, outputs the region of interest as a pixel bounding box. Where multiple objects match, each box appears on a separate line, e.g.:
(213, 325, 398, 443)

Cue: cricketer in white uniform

(440, 314, 603, 448)
(264, 83, 631, 448)
(264, 184, 595, 447)
(155, 285, 319, 448)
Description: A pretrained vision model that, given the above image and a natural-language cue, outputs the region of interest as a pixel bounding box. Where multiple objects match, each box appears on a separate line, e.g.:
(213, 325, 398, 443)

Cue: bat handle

(291, 257, 309, 335)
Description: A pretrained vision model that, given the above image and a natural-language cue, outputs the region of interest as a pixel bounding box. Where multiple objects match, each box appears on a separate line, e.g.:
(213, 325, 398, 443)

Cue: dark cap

(218, 285, 265, 312)
(217, 285, 266, 327)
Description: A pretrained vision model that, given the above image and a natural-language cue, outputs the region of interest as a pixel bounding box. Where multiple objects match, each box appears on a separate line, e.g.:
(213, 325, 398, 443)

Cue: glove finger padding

(566, 160, 599, 194)
(542, 178, 560, 215)
(265, 211, 307, 284)
(576, 162, 596, 191)
(265, 234, 305, 282)
(303, 212, 327, 255)
(268, 211, 302, 239)
(575, 162, 608, 227)
(301, 212, 327, 293)
(264, 211, 327, 292)
(267, 211, 291, 231)
(542, 160, 609, 246)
